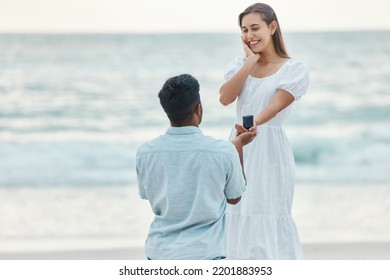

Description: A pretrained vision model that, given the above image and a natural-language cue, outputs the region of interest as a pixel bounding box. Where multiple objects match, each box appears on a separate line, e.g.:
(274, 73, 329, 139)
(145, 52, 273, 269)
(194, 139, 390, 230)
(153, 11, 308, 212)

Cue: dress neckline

(249, 58, 292, 80)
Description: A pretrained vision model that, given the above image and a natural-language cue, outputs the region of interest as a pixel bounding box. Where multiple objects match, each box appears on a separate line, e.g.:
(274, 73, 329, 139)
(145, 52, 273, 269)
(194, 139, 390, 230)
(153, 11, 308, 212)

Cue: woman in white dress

(219, 3, 309, 259)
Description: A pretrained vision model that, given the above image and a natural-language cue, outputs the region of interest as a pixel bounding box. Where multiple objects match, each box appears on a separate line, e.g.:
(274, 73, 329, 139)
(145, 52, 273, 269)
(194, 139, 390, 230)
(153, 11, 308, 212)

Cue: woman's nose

(247, 30, 255, 39)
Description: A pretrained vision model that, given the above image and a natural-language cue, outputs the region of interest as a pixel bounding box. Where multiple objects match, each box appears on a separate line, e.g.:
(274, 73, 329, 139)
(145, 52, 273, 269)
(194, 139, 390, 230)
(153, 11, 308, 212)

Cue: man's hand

(233, 124, 257, 146)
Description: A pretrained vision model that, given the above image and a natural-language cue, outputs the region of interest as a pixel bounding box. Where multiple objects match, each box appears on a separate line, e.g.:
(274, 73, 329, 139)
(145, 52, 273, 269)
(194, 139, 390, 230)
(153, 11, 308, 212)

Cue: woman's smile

(249, 40, 260, 46)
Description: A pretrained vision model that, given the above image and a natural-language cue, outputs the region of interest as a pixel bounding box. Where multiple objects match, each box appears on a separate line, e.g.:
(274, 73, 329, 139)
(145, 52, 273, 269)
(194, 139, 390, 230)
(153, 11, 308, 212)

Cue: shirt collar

(166, 126, 203, 135)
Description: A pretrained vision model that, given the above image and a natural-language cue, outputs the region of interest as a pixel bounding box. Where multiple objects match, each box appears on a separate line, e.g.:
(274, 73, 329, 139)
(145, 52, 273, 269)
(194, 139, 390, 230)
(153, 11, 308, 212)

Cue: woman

(219, 3, 309, 259)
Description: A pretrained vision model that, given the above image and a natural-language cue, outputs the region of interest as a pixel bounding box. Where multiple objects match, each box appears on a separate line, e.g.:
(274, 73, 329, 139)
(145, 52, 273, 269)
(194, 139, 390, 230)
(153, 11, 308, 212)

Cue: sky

(1, 0, 390, 33)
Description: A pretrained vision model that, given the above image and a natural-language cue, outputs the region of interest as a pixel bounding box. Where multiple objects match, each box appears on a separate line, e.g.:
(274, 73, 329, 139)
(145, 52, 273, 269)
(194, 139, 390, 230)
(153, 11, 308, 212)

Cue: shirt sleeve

(224, 143, 246, 199)
(277, 60, 309, 101)
(224, 56, 245, 81)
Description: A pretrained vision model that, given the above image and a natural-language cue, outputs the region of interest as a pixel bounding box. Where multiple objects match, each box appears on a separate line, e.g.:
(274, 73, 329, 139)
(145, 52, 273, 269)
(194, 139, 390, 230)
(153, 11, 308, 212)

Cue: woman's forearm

(254, 90, 295, 126)
(254, 106, 279, 126)
(219, 58, 257, 106)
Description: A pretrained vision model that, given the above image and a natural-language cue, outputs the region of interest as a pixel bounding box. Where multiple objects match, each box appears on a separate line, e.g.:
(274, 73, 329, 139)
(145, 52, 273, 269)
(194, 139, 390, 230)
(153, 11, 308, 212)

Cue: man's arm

(227, 197, 242, 205)
(230, 124, 256, 174)
(227, 125, 256, 205)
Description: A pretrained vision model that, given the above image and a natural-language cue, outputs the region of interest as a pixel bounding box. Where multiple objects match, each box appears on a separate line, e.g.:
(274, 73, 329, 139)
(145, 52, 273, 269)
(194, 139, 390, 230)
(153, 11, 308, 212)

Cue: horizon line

(0, 28, 389, 35)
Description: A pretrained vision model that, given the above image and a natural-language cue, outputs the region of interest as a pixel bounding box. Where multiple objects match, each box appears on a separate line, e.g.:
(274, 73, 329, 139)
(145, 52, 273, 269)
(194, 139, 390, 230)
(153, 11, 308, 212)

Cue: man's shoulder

(136, 135, 165, 155)
(201, 135, 237, 156)
(137, 132, 237, 158)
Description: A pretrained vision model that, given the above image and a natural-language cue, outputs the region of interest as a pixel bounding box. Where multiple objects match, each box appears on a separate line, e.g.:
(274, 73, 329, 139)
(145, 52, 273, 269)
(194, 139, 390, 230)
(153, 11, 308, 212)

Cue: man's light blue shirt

(136, 126, 246, 260)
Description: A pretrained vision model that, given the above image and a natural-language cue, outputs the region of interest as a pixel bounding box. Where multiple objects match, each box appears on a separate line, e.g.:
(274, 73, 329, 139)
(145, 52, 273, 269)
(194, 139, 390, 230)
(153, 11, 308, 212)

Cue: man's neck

(170, 120, 199, 127)
(170, 123, 199, 128)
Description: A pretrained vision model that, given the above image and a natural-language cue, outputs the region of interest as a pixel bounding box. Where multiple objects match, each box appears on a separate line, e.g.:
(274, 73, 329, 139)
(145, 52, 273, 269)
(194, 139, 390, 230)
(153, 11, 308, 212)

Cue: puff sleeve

(224, 56, 245, 81)
(278, 60, 309, 101)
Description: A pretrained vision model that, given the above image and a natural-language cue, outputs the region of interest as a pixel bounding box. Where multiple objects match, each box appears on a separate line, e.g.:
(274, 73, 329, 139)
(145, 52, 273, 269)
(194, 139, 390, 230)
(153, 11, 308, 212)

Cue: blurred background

(0, 0, 389, 257)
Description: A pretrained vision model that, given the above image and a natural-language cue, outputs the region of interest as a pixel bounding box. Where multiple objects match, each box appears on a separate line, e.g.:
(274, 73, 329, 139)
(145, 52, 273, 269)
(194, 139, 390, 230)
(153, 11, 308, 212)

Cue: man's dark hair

(158, 74, 201, 124)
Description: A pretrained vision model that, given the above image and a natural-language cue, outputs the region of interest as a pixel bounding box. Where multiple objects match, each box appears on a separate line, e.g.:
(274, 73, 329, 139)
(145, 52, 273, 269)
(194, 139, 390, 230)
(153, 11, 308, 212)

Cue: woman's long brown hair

(239, 3, 289, 58)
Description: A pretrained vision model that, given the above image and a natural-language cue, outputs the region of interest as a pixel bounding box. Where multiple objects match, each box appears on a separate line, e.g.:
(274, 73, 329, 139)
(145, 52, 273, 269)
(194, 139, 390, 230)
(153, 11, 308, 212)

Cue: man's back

(136, 126, 246, 259)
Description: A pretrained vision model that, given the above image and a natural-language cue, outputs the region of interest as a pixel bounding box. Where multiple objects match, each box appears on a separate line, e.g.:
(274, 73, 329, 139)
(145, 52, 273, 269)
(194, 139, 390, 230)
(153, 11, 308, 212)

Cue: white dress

(225, 57, 309, 259)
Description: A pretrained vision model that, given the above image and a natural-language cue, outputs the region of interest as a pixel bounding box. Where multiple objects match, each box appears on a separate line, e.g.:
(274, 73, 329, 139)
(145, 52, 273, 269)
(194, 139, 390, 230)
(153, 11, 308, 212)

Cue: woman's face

(240, 12, 275, 53)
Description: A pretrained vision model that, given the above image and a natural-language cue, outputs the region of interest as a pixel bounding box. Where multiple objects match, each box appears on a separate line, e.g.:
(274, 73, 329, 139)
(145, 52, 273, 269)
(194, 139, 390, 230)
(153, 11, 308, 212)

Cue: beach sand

(1, 242, 390, 260)
(1, 184, 389, 260)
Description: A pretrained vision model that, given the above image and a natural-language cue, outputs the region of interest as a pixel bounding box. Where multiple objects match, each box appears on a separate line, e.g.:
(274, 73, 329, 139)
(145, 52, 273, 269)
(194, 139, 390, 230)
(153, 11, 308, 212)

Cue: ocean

(0, 31, 390, 252)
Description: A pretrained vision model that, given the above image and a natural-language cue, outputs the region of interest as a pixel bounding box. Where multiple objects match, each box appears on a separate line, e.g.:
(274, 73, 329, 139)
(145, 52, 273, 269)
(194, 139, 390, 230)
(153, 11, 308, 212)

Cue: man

(136, 74, 256, 259)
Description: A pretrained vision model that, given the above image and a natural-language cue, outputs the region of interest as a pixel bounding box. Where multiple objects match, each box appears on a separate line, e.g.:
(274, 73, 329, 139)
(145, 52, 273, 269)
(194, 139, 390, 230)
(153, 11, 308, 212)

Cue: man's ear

(194, 103, 203, 125)
(194, 103, 202, 116)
